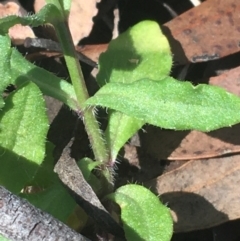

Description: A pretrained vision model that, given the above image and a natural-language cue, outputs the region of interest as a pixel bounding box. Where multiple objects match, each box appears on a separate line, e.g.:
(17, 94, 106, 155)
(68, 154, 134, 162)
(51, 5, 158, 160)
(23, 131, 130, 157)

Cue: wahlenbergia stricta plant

(1, 0, 240, 240)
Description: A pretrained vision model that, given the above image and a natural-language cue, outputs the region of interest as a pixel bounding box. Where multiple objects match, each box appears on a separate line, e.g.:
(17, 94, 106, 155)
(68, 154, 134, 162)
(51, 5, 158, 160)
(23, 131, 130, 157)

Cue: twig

(24, 37, 97, 68)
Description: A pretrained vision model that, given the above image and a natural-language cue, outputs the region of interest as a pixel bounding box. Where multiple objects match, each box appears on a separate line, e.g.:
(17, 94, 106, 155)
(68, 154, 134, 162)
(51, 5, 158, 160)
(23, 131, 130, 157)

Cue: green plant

(1, 0, 240, 240)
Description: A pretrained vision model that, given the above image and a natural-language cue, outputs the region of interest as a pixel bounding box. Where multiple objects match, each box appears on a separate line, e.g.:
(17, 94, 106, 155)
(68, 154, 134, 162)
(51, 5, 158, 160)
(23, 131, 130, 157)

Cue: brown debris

(141, 126, 240, 161)
(144, 155, 240, 232)
(164, 0, 240, 64)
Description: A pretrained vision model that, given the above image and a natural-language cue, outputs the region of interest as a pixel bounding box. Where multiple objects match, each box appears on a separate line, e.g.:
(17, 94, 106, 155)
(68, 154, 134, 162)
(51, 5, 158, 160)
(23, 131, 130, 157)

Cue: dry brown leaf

(210, 66, 240, 96)
(75, 44, 108, 63)
(34, 0, 100, 45)
(164, 0, 240, 64)
(0, 0, 35, 45)
(144, 155, 240, 232)
(141, 125, 240, 160)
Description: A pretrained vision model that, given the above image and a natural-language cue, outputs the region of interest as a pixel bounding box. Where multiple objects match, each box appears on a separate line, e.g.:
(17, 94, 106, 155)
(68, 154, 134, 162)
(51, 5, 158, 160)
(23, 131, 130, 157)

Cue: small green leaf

(0, 82, 49, 193)
(46, 0, 70, 20)
(21, 142, 77, 223)
(86, 77, 240, 131)
(107, 184, 173, 241)
(97, 20, 172, 86)
(77, 158, 102, 194)
(97, 20, 172, 160)
(20, 182, 76, 223)
(77, 158, 100, 181)
(0, 4, 60, 34)
(0, 35, 78, 112)
(11, 48, 79, 111)
(0, 234, 11, 241)
(105, 112, 144, 160)
(61, 0, 72, 13)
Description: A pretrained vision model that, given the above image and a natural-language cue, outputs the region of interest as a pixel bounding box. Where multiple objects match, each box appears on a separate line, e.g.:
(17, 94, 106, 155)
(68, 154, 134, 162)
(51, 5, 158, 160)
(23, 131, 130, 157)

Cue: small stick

(24, 37, 98, 68)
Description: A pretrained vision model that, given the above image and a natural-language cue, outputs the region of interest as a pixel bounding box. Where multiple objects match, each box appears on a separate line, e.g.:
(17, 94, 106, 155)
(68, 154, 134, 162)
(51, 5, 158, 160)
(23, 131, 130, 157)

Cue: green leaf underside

(86, 77, 240, 131)
(0, 82, 49, 193)
(0, 35, 78, 112)
(107, 184, 173, 241)
(97, 20, 172, 160)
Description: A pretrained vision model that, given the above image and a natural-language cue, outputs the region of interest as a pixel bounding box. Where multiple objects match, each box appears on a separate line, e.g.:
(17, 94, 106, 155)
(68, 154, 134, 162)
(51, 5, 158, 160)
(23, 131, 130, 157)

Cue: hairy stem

(53, 20, 113, 184)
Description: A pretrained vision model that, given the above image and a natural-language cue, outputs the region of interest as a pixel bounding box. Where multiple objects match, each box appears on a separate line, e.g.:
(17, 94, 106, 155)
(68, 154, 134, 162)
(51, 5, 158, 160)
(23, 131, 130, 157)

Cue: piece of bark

(54, 139, 125, 238)
(0, 186, 90, 241)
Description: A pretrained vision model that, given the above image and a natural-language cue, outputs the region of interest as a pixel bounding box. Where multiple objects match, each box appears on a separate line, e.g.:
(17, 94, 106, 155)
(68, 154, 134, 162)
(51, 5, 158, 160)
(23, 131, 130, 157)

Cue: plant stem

(53, 21, 112, 184)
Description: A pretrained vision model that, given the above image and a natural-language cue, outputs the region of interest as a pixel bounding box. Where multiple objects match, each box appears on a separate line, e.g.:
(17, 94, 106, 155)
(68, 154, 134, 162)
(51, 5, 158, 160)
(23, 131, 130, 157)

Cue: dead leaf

(140, 125, 240, 160)
(210, 66, 240, 96)
(164, 0, 240, 64)
(144, 155, 240, 232)
(0, 0, 35, 45)
(76, 44, 108, 63)
(34, 0, 100, 45)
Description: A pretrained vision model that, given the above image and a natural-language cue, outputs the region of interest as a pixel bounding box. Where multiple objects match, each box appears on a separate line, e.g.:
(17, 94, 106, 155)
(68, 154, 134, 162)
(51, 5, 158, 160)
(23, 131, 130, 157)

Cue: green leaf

(46, 0, 71, 20)
(20, 142, 77, 224)
(86, 77, 240, 131)
(105, 112, 144, 161)
(0, 4, 60, 34)
(0, 35, 78, 112)
(97, 20, 172, 86)
(11, 48, 79, 111)
(0, 82, 49, 193)
(0, 36, 13, 109)
(0, 234, 10, 241)
(107, 184, 173, 241)
(77, 157, 100, 181)
(46, 0, 72, 18)
(77, 158, 101, 193)
(97, 20, 172, 161)
(20, 182, 76, 223)
(29, 142, 58, 188)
